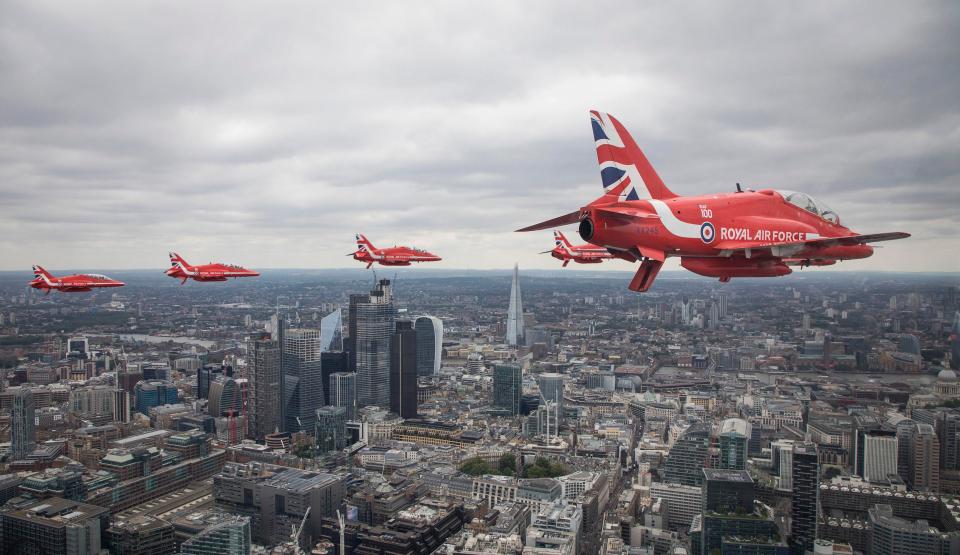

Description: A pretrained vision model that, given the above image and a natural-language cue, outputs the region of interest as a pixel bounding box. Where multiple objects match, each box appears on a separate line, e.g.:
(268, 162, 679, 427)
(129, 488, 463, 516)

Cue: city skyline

(0, 2, 957, 272)
(1, 3, 959, 553)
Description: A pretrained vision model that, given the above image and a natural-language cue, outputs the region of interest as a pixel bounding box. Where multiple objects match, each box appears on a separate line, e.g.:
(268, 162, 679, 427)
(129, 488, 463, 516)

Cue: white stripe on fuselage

(648, 200, 702, 239)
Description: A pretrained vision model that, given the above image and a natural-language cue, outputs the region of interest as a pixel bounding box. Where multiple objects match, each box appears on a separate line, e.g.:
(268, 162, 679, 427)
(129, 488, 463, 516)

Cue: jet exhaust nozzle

(578, 217, 595, 242)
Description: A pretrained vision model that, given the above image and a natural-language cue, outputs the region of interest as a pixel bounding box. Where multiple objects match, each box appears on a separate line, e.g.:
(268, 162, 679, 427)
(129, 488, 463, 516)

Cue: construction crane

(290, 506, 311, 555)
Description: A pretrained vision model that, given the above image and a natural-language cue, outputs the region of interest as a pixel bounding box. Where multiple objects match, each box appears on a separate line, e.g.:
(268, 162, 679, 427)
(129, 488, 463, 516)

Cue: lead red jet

(29, 265, 124, 293)
(519, 111, 909, 292)
(544, 230, 614, 267)
(349, 234, 441, 269)
(165, 252, 260, 284)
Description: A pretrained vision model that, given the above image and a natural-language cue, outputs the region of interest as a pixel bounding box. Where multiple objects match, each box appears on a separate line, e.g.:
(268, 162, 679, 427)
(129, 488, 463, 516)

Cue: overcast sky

(1, 1, 958, 274)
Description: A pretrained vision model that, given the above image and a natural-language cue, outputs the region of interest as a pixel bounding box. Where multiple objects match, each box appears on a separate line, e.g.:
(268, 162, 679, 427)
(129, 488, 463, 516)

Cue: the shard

(506, 263, 524, 346)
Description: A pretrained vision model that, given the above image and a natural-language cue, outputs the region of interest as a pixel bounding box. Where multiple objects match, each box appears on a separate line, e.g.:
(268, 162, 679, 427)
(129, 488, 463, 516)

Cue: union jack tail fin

(356, 234, 376, 253)
(554, 230, 574, 250)
(590, 110, 677, 201)
(169, 252, 191, 269)
(32, 265, 55, 284)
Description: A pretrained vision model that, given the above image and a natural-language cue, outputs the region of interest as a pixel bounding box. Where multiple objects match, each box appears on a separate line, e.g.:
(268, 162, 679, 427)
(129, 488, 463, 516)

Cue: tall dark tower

(493, 364, 522, 415)
(329, 372, 357, 420)
(355, 280, 396, 409)
(347, 293, 367, 372)
(390, 320, 418, 419)
(250, 335, 282, 439)
(11, 387, 36, 460)
(283, 327, 323, 434)
(951, 311, 960, 370)
(790, 442, 819, 555)
(320, 350, 348, 406)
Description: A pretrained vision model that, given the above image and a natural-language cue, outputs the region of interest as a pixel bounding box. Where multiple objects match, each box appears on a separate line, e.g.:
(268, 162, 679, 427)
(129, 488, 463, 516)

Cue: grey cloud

(0, 0, 958, 272)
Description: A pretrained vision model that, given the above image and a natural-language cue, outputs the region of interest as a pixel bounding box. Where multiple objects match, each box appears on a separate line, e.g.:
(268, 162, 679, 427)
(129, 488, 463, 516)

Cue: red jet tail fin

(590, 110, 678, 201)
(554, 230, 575, 249)
(33, 265, 55, 285)
(169, 252, 191, 270)
(356, 234, 377, 254)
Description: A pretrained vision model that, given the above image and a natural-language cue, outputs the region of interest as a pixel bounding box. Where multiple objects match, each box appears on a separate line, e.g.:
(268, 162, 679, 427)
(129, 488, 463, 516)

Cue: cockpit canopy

(776, 190, 840, 225)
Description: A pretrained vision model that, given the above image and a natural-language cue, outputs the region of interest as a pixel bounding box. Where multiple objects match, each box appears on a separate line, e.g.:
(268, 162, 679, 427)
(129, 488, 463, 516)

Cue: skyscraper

(718, 292, 728, 320)
(718, 418, 750, 471)
(319, 308, 343, 352)
(493, 364, 522, 415)
(134, 380, 179, 414)
(390, 320, 418, 419)
(936, 412, 960, 472)
(197, 363, 227, 400)
(11, 387, 36, 460)
(702, 469, 754, 516)
(320, 350, 348, 406)
(283, 328, 323, 434)
(329, 372, 357, 420)
(863, 433, 898, 483)
(112, 388, 130, 423)
(790, 442, 819, 555)
(355, 279, 396, 409)
(506, 264, 524, 346)
(951, 311, 960, 370)
(771, 439, 795, 490)
(538, 373, 564, 421)
(912, 423, 940, 492)
(315, 406, 347, 454)
(250, 336, 282, 439)
(347, 293, 367, 372)
(208, 375, 246, 418)
(414, 315, 443, 376)
(663, 423, 712, 486)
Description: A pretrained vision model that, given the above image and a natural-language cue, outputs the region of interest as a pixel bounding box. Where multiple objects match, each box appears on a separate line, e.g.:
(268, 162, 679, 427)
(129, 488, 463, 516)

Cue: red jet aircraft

(349, 234, 442, 269)
(519, 111, 909, 292)
(544, 230, 614, 267)
(29, 265, 124, 293)
(165, 252, 260, 284)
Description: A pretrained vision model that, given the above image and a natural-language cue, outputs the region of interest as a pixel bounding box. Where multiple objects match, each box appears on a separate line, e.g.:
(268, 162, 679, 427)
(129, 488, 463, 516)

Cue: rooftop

(703, 469, 754, 483)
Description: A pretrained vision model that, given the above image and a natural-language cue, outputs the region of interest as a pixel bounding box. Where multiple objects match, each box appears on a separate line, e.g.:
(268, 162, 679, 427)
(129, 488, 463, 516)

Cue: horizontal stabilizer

(516, 211, 581, 232)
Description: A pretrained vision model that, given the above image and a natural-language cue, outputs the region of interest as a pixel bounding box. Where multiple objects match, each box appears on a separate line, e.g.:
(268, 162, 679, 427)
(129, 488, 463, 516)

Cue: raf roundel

(700, 222, 716, 244)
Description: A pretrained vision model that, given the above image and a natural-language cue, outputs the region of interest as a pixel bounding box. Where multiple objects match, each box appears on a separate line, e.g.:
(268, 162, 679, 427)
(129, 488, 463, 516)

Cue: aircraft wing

(715, 231, 910, 254)
(516, 211, 581, 232)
